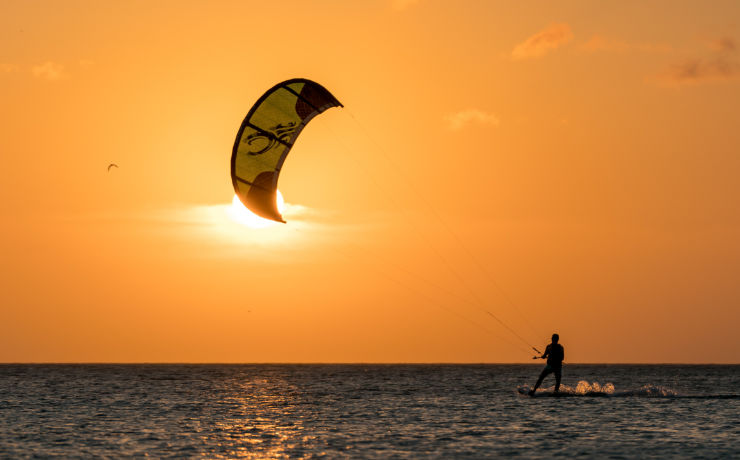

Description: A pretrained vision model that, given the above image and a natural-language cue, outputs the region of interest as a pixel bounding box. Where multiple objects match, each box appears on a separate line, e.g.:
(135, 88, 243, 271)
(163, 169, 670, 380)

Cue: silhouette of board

(518, 387, 609, 397)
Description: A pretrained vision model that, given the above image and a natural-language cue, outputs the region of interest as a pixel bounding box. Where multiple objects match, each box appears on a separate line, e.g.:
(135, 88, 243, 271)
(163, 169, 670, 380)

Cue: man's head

(551, 333, 559, 343)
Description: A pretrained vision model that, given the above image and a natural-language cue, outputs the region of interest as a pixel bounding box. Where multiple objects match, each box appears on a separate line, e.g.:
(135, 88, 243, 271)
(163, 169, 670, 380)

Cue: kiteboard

(518, 386, 618, 397)
(517, 387, 570, 397)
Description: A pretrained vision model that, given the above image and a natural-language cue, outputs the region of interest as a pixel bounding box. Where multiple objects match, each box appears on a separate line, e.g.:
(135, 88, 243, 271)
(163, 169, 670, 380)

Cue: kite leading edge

(230, 79, 343, 223)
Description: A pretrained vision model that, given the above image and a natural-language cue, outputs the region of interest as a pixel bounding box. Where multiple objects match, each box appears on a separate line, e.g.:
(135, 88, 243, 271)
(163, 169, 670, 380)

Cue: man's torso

(546, 343, 564, 367)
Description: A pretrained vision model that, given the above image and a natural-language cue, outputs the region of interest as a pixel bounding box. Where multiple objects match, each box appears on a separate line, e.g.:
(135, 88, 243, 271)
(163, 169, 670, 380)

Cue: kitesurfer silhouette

(529, 333, 564, 395)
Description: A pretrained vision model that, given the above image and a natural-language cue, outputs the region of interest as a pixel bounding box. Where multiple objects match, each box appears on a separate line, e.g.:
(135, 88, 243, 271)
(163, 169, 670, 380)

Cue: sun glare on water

(227, 191, 285, 228)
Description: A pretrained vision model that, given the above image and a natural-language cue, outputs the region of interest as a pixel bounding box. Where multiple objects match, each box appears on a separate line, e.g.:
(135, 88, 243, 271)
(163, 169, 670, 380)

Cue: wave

(517, 381, 740, 399)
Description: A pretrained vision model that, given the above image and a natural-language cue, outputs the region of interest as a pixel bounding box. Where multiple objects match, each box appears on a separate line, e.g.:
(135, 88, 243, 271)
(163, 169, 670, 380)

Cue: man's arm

(537, 345, 551, 360)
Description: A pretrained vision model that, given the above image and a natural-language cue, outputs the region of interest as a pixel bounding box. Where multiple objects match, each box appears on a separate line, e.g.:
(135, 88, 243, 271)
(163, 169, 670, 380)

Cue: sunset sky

(2, 0, 739, 363)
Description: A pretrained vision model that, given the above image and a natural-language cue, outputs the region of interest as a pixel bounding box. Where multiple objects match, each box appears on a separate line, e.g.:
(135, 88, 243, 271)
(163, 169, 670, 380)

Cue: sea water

(0, 364, 737, 458)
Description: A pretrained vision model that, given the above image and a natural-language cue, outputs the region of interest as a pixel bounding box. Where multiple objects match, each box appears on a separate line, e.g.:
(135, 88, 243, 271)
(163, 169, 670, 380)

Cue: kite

(230, 79, 342, 222)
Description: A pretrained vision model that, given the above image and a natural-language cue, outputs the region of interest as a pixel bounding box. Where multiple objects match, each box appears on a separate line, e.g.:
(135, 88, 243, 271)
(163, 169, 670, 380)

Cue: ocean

(1, 364, 737, 458)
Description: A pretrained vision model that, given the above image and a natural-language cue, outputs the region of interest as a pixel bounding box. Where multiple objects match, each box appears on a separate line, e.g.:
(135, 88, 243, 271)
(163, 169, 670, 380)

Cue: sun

(227, 191, 285, 228)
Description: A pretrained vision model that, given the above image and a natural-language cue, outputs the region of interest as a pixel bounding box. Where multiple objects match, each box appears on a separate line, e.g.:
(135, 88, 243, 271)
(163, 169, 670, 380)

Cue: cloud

(579, 35, 672, 54)
(392, 0, 421, 10)
(708, 37, 736, 53)
(32, 61, 66, 81)
(659, 58, 739, 85)
(656, 36, 739, 86)
(445, 109, 500, 130)
(511, 23, 573, 60)
(1, 63, 20, 73)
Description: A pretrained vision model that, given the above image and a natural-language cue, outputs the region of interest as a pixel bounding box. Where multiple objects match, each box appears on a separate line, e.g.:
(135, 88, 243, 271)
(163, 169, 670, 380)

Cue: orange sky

(1, 1, 739, 363)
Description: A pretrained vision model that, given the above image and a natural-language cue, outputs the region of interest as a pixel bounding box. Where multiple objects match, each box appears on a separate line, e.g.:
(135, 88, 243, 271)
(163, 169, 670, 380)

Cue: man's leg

(530, 367, 551, 394)
(554, 367, 562, 393)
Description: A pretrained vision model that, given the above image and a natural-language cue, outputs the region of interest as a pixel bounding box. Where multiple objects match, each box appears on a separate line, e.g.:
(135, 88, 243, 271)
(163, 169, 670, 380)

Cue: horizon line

(1, 362, 738, 365)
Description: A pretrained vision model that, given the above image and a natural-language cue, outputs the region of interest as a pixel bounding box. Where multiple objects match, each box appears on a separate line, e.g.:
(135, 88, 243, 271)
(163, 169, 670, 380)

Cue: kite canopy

(231, 79, 343, 222)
